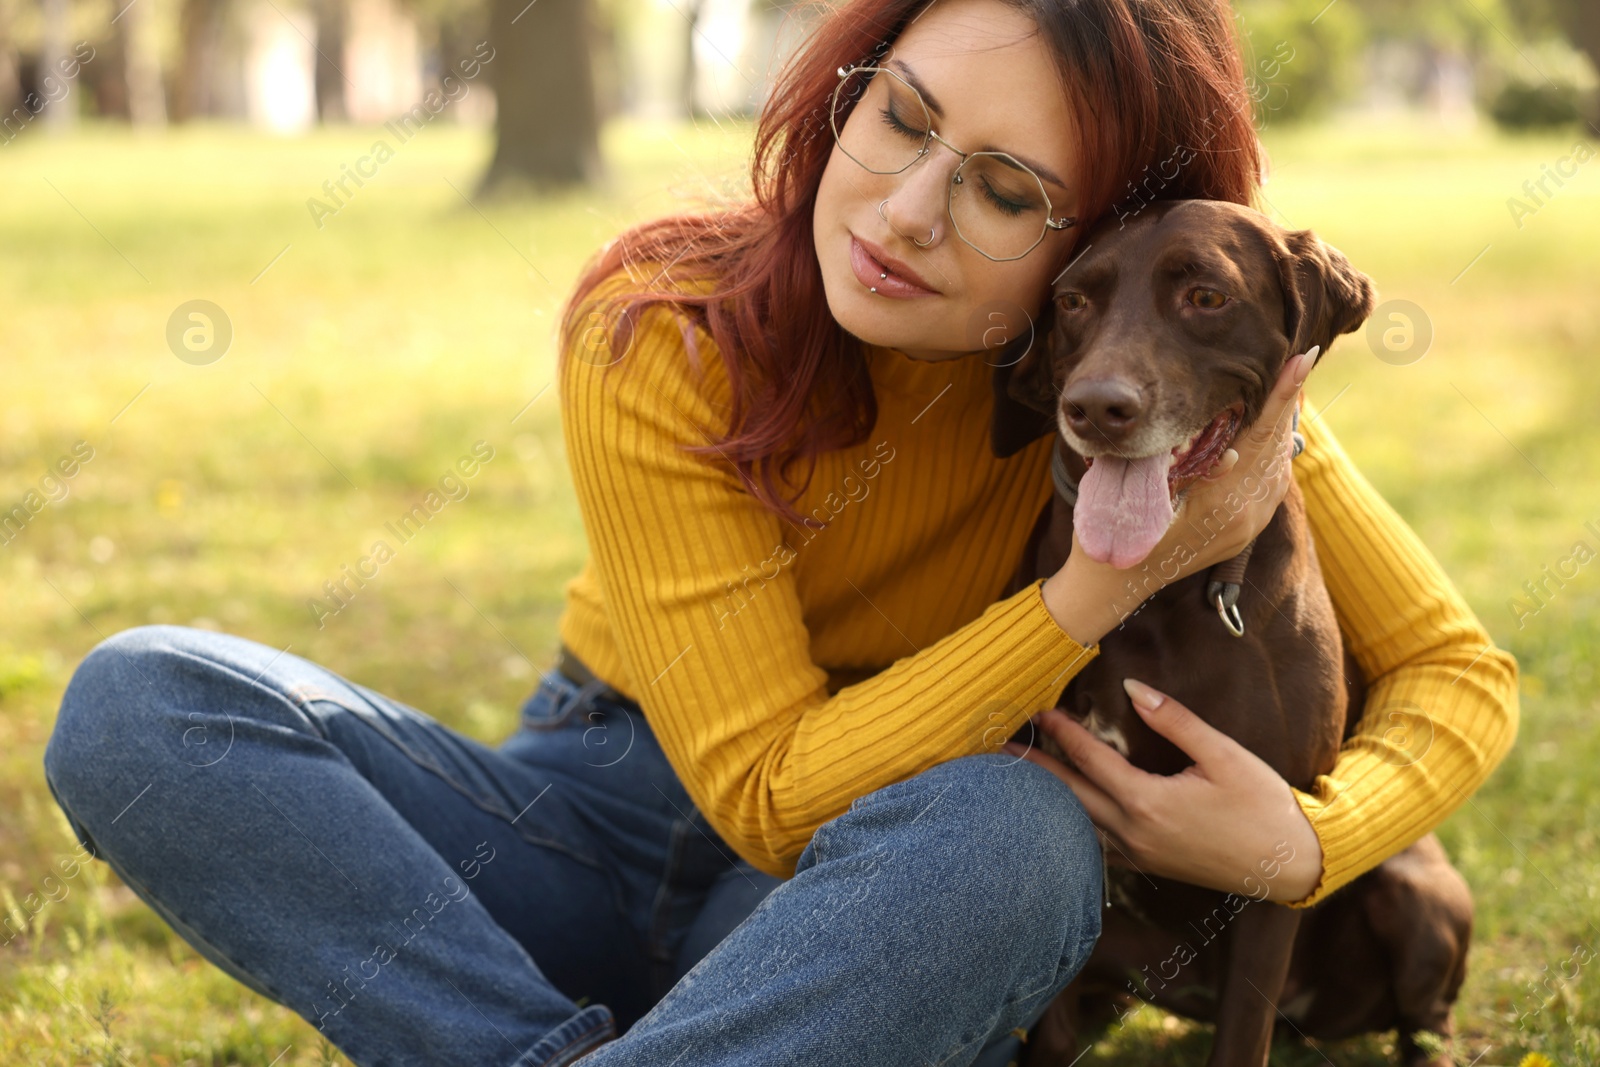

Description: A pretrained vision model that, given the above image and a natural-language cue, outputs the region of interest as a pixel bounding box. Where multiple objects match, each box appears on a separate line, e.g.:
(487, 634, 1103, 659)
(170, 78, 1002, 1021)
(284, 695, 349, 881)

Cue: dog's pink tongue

(1074, 454, 1176, 569)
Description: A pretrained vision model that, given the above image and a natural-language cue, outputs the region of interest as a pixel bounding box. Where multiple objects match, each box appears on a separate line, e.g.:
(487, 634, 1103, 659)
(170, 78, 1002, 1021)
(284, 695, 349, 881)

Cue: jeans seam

(325, 694, 612, 865)
(57, 800, 294, 1010)
(534, 1011, 617, 1067)
(1012, 927, 1100, 1009)
(285, 681, 613, 874)
(649, 817, 692, 956)
(518, 674, 587, 731)
(155, 644, 336, 744)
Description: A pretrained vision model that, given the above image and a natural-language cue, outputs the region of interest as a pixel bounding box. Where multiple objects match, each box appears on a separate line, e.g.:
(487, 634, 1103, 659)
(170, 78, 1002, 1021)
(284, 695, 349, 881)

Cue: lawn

(0, 111, 1596, 1065)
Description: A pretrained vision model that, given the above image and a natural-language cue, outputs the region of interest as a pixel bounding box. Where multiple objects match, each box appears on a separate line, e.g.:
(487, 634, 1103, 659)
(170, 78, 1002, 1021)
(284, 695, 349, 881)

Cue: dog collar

(1049, 439, 1080, 506)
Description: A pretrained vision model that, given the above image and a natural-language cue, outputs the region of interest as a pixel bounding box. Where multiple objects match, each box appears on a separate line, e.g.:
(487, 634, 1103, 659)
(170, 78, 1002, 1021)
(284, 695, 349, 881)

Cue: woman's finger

(1244, 346, 1318, 455)
(1228, 348, 1318, 470)
(1034, 709, 1150, 805)
(1201, 446, 1239, 482)
(1207, 348, 1312, 521)
(1121, 678, 1239, 770)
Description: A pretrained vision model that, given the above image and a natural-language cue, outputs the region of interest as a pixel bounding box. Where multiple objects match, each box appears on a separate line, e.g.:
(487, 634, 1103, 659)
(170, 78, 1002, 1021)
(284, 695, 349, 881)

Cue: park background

(1, 0, 1598, 1062)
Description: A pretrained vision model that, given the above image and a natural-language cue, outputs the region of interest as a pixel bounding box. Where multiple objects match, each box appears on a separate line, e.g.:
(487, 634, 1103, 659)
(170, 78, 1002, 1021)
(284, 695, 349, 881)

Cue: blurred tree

(1232, 0, 1367, 124)
(478, 0, 603, 193)
(1507, 0, 1599, 82)
(171, 0, 222, 121)
(1489, 78, 1585, 128)
(680, 0, 701, 117)
(120, 0, 168, 125)
(0, 1, 20, 119)
(41, 0, 71, 129)
(312, 0, 348, 122)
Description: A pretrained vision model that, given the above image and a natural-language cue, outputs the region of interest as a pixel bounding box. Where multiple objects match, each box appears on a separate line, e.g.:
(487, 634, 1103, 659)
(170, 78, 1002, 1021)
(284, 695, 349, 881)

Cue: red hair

(559, 0, 1263, 530)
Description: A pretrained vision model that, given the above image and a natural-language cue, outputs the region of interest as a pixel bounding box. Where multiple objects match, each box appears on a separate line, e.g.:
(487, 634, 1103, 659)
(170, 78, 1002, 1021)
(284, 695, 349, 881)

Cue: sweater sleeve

(558, 297, 1098, 880)
(1279, 398, 1520, 908)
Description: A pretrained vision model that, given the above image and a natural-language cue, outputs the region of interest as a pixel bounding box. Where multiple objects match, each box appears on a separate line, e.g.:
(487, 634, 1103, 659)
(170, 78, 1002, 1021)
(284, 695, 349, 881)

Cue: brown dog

(989, 200, 1474, 1067)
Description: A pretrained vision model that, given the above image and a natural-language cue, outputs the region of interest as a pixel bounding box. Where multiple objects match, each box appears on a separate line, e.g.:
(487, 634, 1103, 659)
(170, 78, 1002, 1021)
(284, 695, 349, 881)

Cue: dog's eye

(1186, 287, 1229, 310)
(1057, 291, 1088, 311)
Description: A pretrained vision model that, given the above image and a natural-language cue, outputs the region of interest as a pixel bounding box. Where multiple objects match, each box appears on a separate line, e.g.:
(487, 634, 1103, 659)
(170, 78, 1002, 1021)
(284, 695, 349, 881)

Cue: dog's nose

(1063, 379, 1145, 444)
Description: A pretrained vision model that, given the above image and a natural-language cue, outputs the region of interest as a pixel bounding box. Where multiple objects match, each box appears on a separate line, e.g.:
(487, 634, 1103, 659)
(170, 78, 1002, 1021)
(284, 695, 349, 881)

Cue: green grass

(1, 111, 1596, 1064)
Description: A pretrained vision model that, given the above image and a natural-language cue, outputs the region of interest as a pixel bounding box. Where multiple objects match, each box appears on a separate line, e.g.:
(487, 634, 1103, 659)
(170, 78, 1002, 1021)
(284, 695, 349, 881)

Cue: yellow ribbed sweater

(555, 284, 1519, 908)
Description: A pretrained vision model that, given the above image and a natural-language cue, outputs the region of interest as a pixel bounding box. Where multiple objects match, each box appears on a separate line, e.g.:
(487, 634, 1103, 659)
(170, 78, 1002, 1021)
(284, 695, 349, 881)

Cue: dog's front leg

(1206, 902, 1302, 1067)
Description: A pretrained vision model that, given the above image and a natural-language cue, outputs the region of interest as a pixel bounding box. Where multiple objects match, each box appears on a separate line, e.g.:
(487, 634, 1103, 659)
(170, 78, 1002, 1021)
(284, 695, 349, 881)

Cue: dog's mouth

(1073, 401, 1246, 569)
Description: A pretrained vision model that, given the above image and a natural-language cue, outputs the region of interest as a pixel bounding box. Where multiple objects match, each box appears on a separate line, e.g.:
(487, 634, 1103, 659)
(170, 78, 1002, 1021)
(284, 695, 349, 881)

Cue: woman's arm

(559, 290, 1106, 881)
(1280, 399, 1519, 907)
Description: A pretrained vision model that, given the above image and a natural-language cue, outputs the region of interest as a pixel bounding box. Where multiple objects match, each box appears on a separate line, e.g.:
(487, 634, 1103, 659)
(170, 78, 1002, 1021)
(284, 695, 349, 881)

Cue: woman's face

(812, 0, 1082, 362)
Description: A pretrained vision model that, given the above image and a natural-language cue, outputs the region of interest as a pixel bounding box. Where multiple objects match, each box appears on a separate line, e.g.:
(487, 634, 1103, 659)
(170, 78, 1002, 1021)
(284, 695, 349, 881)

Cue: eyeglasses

(829, 62, 1076, 262)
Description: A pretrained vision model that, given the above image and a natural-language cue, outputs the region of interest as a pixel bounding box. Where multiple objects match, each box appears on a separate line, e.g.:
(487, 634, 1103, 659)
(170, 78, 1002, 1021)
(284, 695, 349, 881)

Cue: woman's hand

(1002, 678, 1324, 904)
(1154, 344, 1318, 579)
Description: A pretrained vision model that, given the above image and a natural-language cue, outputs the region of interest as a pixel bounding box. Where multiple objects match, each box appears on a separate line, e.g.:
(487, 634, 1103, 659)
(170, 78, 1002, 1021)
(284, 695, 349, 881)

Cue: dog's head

(990, 199, 1375, 568)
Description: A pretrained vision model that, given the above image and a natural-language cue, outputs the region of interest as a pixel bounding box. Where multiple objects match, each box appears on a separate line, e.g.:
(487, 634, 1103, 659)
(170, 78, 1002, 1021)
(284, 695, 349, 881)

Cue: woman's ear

(989, 334, 1059, 458)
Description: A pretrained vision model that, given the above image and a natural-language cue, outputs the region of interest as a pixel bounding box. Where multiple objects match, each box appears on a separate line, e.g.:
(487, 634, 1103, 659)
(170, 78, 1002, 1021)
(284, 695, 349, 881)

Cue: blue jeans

(42, 625, 1103, 1067)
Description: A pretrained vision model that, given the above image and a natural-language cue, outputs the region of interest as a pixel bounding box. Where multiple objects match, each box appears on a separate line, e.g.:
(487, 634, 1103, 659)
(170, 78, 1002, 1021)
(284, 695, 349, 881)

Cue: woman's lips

(849, 235, 939, 298)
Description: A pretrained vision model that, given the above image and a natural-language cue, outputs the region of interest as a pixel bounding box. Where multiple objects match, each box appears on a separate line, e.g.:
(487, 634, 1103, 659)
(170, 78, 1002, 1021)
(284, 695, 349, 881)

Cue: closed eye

(879, 102, 926, 143)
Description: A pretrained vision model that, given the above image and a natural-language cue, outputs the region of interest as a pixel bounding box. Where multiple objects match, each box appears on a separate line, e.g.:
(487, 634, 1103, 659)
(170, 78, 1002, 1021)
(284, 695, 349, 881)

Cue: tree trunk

(313, 0, 347, 122)
(41, 0, 72, 131)
(1561, 1, 1600, 132)
(0, 2, 20, 121)
(121, 0, 169, 126)
(681, 0, 701, 118)
(171, 0, 219, 121)
(478, 0, 602, 194)
(1559, 0, 1600, 79)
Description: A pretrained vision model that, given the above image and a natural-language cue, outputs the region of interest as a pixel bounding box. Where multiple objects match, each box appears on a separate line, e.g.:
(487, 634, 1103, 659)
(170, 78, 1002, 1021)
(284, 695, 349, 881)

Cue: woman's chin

(825, 283, 947, 353)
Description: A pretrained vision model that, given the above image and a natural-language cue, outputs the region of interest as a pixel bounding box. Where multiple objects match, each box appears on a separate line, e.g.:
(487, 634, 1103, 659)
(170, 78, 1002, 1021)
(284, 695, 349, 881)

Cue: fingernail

(1122, 677, 1165, 713)
(1002, 741, 1025, 756)
(1291, 345, 1321, 386)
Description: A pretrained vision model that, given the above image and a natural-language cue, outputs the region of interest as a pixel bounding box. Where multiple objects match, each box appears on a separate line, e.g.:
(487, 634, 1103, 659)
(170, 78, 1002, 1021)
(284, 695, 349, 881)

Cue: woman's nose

(879, 146, 955, 249)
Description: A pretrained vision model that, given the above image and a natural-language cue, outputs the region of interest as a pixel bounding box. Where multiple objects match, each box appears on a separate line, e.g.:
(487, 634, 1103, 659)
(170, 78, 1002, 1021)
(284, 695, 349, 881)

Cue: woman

(42, 0, 1518, 1063)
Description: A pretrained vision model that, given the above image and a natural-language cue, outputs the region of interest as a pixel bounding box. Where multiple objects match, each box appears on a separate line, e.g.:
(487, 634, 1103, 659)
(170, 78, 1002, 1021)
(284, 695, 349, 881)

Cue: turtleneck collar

(865, 344, 996, 397)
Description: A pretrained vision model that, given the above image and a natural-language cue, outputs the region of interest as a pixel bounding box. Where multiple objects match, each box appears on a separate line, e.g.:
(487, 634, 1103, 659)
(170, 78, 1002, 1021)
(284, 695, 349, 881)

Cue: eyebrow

(885, 59, 1072, 192)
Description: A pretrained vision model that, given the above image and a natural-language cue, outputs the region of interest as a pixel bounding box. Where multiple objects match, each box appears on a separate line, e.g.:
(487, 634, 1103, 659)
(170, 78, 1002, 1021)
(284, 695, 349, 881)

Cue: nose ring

(877, 199, 936, 249)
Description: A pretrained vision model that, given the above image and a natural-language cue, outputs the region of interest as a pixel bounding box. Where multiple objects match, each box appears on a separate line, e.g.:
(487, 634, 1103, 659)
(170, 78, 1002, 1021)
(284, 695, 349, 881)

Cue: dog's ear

(989, 332, 1058, 458)
(1278, 230, 1377, 360)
